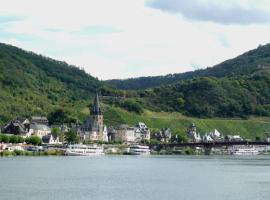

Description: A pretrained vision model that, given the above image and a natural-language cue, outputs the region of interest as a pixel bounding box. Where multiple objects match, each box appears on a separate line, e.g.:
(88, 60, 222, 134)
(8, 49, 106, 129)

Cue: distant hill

(0, 43, 101, 123)
(1, 42, 270, 131)
(107, 44, 270, 90)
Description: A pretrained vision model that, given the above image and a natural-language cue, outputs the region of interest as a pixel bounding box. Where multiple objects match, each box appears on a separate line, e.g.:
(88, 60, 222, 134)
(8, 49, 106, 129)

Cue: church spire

(92, 93, 102, 115)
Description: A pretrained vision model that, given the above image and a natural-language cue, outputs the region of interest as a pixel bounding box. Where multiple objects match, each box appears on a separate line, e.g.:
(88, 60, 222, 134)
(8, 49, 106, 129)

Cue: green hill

(0, 43, 101, 123)
(107, 44, 270, 90)
(1, 42, 270, 139)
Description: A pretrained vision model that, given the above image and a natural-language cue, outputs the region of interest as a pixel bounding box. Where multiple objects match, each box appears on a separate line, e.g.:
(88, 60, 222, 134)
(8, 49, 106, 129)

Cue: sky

(0, 0, 270, 80)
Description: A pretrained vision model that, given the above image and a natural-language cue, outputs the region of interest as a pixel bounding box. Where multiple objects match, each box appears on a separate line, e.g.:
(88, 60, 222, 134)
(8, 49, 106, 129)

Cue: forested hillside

(0, 43, 101, 123)
(1, 42, 270, 129)
(107, 44, 270, 90)
(135, 71, 270, 118)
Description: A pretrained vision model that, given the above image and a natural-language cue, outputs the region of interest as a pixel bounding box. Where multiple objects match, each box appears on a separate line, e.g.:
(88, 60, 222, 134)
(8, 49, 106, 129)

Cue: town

(1, 93, 270, 156)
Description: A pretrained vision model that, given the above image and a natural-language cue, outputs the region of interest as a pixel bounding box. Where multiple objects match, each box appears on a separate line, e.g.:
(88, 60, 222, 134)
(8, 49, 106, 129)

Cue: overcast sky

(1, 0, 270, 80)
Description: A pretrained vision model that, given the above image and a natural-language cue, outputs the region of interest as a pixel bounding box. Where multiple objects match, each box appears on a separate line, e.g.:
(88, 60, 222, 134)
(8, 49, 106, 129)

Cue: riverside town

(2, 1, 270, 199)
(1, 93, 270, 156)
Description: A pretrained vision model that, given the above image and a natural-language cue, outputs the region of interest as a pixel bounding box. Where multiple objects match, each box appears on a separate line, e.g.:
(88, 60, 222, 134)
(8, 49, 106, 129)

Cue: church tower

(91, 93, 104, 140)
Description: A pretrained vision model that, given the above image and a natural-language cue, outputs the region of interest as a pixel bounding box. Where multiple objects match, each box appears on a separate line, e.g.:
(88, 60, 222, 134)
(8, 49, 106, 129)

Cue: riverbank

(0, 149, 64, 156)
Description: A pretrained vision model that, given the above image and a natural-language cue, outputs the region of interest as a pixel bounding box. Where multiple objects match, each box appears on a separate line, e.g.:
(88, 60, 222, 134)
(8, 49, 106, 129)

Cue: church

(78, 93, 108, 142)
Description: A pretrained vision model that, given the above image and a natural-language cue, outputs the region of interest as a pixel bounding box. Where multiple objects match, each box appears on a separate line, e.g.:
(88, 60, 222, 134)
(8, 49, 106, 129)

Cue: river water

(0, 155, 269, 200)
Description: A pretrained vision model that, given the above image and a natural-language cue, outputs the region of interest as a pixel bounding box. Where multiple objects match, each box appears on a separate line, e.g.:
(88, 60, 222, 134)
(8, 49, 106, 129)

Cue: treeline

(0, 135, 42, 145)
(106, 43, 270, 90)
(138, 72, 270, 118)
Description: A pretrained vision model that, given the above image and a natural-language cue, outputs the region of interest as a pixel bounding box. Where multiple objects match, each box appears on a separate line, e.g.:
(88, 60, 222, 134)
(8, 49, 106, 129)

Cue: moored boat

(128, 144, 151, 155)
(65, 144, 104, 156)
(231, 147, 259, 155)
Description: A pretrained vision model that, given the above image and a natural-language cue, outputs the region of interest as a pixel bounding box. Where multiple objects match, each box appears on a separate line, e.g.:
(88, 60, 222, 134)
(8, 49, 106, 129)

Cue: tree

(17, 136, 25, 143)
(25, 136, 42, 145)
(118, 99, 144, 114)
(51, 127, 60, 137)
(0, 134, 10, 143)
(9, 135, 19, 143)
(47, 109, 69, 125)
(65, 130, 79, 144)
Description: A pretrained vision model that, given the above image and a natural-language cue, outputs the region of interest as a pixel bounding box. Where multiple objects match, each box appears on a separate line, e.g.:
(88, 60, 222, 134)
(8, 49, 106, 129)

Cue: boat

(231, 147, 259, 155)
(65, 144, 104, 156)
(128, 144, 151, 155)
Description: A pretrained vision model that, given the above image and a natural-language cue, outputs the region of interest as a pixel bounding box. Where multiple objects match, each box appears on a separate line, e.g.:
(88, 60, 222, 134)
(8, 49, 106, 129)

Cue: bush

(25, 136, 42, 145)
(9, 135, 19, 143)
(65, 130, 79, 144)
(118, 99, 144, 114)
(25, 151, 34, 156)
(14, 150, 24, 156)
(2, 150, 14, 156)
(0, 134, 10, 143)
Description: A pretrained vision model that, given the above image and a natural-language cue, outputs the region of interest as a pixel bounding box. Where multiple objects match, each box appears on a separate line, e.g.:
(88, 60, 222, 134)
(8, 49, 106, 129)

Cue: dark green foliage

(51, 127, 60, 137)
(25, 136, 42, 145)
(48, 109, 70, 125)
(1, 42, 270, 124)
(65, 130, 79, 144)
(9, 135, 18, 143)
(114, 99, 144, 114)
(0, 134, 10, 143)
(0, 43, 101, 125)
(140, 74, 270, 118)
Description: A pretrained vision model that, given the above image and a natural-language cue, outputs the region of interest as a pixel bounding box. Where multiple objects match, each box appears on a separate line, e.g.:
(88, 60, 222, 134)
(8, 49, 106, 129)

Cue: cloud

(146, 0, 270, 25)
(0, 0, 270, 79)
(0, 15, 24, 24)
(78, 26, 121, 36)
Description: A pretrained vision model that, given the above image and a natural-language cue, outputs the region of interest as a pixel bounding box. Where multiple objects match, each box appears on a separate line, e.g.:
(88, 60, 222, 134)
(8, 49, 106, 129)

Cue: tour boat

(65, 144, 104, 156)
(231, 147, 259, 155)
(128, 144, 151, 155)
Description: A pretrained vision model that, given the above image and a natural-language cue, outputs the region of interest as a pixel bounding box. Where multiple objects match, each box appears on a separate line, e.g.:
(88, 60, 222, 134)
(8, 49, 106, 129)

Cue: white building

(203, 135, 214, 142)
(42, 134, 62, 144)
(134, 122, 151, 141)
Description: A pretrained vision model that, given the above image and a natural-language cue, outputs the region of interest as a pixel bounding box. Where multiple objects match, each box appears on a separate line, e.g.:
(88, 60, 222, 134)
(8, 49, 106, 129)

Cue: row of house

(0, 94, 153, 145)
(0, 116, 61, 144)
(1, 117, 51, 137)
(0, 94, 177, 145)
(186, 123, 245, 143)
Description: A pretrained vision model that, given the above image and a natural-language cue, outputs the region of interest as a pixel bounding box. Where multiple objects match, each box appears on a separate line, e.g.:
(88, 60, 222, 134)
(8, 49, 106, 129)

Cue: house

(202, 135, 214, 142)
(42, 134, 61, 144)
(107, 127, 117, 142)
(155, 128, 172, 143)
(30, 123, 51, 138)
(114, 125, 136, 144)
(209, 129, 223, 141)
(1, 118, 31, 137)
(225, 135, 243, 142)
(31, 116, 49, 125)
(187, 123, 201, 142)
(134, 122, 151, 141)
(78, 93, 108, 142)
(108, 123, 151, 144)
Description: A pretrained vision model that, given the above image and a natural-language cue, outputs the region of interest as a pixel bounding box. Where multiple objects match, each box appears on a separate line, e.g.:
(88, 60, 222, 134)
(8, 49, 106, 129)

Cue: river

(0, 155, 269, 200)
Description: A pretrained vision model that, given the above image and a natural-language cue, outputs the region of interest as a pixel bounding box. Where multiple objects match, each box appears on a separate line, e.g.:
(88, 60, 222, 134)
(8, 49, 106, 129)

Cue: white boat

(231, 147, 259, 155)
(65, 144, 104, 156)
(128, 144, 151, 155)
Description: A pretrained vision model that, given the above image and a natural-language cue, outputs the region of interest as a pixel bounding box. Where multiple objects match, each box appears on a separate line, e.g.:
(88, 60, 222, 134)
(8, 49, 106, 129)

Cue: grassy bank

(0, 149, 64, 156)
